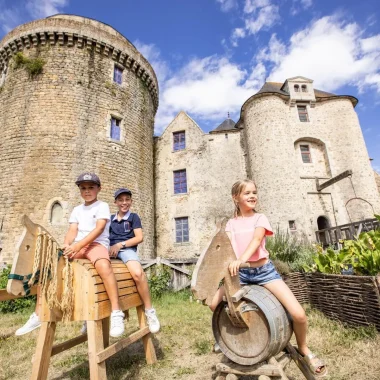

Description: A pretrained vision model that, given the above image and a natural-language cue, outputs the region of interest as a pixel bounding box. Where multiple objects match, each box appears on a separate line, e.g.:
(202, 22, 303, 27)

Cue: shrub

(147, 265, 172, 298)
(0, 265, 36, 313)
(266, 228, 316, 272)
(12, 52, 45, 77)
(306, 214, 380, 275)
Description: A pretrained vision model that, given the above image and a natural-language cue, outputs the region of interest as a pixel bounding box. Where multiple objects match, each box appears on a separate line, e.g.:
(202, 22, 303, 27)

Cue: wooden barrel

(212, 285, 292, 365)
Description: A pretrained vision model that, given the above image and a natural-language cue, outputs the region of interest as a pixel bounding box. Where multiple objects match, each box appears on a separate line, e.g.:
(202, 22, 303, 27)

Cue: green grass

(0, 291, 380, 379)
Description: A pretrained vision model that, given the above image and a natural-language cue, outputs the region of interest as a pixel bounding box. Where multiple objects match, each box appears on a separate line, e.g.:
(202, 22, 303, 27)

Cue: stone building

(0, 15, 158, 262)
(155, 77, 380, 258)
(1, 16, 379, 264)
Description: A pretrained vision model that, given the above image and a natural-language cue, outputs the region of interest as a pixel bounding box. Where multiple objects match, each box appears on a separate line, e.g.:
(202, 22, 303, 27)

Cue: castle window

(300, 145, 311, 163)
(173, 169, 187, 194)
(297, 105, 309, 122)
(113, 65, 123, 85)
(294, 84, 300, 92)
(301, 84, 307, 92)
(110, 117, 121, 140)
(50, 202, 63, 225)
(173, 131, 186, 151)
(288, 220, 296, 230)
(175, 217, 189, 243)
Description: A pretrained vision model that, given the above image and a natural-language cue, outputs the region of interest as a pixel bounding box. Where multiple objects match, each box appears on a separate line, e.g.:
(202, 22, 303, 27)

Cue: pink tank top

(225, 213, 273, 262)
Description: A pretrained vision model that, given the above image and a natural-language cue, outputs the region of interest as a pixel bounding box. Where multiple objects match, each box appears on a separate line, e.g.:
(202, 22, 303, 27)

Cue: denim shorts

(239, 260, 282, 286)
(117, 247, 140, 263)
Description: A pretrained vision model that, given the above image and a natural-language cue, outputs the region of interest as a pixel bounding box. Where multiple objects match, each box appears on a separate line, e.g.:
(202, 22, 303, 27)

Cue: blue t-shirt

(109, 212, 142, 248)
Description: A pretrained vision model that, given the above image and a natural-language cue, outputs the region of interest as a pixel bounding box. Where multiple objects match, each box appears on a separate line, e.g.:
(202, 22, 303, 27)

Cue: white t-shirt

(69, 200, 111, 249)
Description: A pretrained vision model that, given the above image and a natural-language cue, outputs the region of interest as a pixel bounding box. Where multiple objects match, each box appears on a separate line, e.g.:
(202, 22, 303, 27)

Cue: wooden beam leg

(87, 320, 107, 380)
(285, 344, 316, 380)
(102, 317, 110, 348)
(136, 305, 157, 364)
(269, 357, 289, 380)
(31, 322, 56, 380)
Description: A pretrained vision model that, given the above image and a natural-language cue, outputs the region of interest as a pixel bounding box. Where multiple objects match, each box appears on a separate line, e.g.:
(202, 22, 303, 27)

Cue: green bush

(148, 265, 172, 298)
(0, 265, 36, 313)
(306, 214, 380, 275)
(266, 228, 316, 272)
(12, 52, 45, 77)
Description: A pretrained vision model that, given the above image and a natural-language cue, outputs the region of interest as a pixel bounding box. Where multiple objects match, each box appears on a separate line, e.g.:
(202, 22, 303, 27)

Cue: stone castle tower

(154, 77, 380, 258)
(0, 15, 158, 262)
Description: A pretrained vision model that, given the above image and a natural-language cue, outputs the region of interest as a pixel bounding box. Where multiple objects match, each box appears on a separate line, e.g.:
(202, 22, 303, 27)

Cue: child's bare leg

(210, 286, 225, 312)
(264, 280, 325, 373)
(263, 280, 308, 352)
(95, 259, 121, 310)
(126, 261, 152, 309)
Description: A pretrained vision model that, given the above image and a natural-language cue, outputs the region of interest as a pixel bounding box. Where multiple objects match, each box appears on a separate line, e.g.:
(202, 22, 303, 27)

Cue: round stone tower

(0, 15, 158, 261)
(239, 77, 380, 238)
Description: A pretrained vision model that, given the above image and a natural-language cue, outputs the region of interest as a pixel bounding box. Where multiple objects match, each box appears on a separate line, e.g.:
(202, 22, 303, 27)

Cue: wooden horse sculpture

(7, 215, 156, 380)
(191, 220, 317, 380)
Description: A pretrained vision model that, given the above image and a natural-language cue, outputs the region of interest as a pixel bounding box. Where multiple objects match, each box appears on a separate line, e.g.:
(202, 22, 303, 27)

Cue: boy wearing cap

(15, 173, 125, 338)
(109, 188, 160, 334)
(63, 173, 125, 337)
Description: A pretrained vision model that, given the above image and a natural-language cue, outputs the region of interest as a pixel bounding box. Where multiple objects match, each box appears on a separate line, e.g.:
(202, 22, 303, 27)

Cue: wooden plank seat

(5, 216, 157, 380)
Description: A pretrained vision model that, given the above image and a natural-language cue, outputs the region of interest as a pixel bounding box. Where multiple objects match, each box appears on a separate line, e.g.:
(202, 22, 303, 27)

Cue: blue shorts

(239, 260, 281, 286)
(117, 247, 140, 264)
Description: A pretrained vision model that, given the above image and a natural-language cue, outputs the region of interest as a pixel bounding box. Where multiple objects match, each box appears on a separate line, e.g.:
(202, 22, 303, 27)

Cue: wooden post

(87, 320, 107, 380)
(136, 305, 157, 364)
(102, 317, 110, 348)
(31, 322, 56, 380)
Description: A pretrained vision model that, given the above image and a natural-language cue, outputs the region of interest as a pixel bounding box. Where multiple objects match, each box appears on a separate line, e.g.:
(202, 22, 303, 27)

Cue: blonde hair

(231, 179, 257, 217)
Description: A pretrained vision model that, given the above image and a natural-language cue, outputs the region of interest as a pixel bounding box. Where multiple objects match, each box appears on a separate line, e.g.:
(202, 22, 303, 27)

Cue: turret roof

(210, 118, 238, 133)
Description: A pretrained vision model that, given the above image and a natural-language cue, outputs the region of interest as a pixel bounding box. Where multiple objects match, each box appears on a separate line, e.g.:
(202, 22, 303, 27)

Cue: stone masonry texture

(0, 15, 158, 262)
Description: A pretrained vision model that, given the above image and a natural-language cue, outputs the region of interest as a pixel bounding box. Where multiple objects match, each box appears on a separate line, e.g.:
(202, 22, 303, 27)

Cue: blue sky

(1, 0, 379, 171)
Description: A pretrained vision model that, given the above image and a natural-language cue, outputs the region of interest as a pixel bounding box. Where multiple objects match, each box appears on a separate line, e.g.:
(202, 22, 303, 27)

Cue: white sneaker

(80, 321, 87, 335)
(110, 310, 125, 338)
(15, 312, 41, 336)
(145, 308, 160, 334)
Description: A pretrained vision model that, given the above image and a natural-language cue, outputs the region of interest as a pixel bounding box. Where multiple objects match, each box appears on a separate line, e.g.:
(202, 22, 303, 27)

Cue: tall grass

(266, 227, 317, 273)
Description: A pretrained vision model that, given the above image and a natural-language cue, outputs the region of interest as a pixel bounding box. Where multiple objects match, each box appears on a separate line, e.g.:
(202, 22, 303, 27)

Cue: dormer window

(294, 84, 300, 92)
(301, 85, 307, 93)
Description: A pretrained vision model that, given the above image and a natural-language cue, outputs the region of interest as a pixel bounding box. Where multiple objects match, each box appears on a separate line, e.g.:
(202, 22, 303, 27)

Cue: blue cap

(114, 188, 132, 199)
(75, 172, 101, 186)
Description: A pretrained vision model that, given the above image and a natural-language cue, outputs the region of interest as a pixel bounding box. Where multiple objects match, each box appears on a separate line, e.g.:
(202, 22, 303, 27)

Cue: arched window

(294, 84, 300, 92)
(301, 84, 307, 92)
(50, 202, 63, 225)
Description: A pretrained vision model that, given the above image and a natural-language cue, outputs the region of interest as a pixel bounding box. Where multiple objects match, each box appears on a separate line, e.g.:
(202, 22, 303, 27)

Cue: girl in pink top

(211, 179, 327, 377)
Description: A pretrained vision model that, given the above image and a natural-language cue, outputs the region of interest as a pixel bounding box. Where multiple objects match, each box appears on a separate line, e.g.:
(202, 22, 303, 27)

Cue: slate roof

(256, 82, 336, 98)
(210, 118, 237, 133)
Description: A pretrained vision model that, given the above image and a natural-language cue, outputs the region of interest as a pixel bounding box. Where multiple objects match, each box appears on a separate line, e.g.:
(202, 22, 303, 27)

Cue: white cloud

(154, 55, 262, 133)
(231, 28, 246, 47)
(290, 0, 313, 16)
(244, 0, 271, 14)
(0, 0, 69, 33)
(133, 40, 170, 84)
(256, 15, 380, 93)
(0, 2, 23, 33)
(216, 0, 238, 12)
(245, 4, 280, 34)
(26, 0, 69, 18)
(230, 0, 280, 46)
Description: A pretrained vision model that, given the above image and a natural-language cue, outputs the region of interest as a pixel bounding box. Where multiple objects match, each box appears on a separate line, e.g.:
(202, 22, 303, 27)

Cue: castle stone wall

(154, 112, 247, 259)
(242, 95, 380, 237)
(0, 15, 158, 261)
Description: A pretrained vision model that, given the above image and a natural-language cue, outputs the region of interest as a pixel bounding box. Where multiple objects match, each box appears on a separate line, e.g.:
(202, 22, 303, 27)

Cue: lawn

(0, 290, 379, 380)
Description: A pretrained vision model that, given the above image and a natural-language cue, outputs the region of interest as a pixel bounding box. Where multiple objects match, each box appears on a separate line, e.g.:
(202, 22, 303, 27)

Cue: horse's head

(7, 215, 44, 295)
(191, 218, 236, 306)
